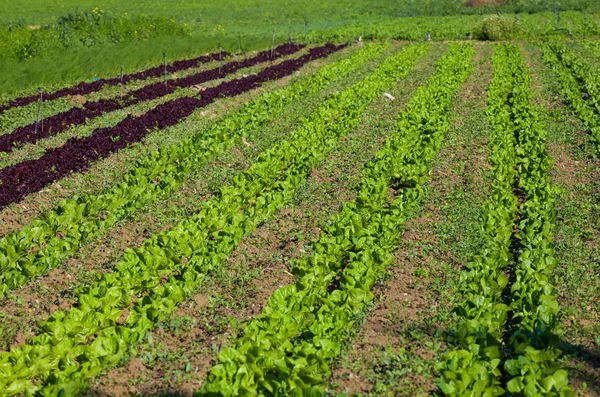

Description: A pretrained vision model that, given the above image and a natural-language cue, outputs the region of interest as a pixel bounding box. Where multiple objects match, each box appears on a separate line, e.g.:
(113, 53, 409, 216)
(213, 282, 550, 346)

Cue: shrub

(0, 9, 191, 61)
(472, 14, 523, 40)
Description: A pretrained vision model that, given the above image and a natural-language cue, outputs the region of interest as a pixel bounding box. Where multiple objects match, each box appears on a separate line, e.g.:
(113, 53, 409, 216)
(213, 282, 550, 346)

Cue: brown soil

(549, 141, 589, 187)
(68, 94, 87, 107)
(331, 212, 446, 394)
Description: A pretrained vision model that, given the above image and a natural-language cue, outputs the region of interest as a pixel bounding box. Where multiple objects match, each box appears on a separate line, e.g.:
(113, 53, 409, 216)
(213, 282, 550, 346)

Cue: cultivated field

(0, 2, 599, 396)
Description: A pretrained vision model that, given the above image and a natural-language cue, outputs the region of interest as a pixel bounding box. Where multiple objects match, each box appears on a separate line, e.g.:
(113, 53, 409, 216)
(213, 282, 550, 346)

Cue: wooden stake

(219, 43, 222, 74)
(304, 20, 307, 41)
(271, 31, 275, 59)
(34, 88, 43, 135)
(163, 52, 167, 86)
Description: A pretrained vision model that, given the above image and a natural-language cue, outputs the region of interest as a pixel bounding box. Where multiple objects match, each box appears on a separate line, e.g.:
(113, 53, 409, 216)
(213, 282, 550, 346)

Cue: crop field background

(1, 0, 600, 92)
(0, 0, 599, 396)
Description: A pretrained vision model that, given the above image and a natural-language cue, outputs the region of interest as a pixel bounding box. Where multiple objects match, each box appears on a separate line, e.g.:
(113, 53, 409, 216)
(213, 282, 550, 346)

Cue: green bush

(0, 9, 190, 61)
(472, 14, 523, 40)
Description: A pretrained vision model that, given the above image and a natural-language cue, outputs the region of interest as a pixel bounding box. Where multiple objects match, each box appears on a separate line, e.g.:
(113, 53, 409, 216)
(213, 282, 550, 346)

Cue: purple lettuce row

(124, 51, 229, 82)
(0, 52, 228, 115)
(0, 43, 345, 210)
(0, 44, 304, 153)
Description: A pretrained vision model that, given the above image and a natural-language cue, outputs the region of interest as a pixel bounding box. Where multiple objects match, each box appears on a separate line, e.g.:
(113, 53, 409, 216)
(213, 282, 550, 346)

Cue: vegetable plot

(438, 44, 572, 396)
(0, 43, 424, 397)
(583, 39, 600, 59)
(0, 51, 227, 115)
(0, 44, 343, 210)
(0, 44, 304, 153)
(0, 43, 384, 304)
(541, 40, 600, 152)
(199, 42, 474, 397)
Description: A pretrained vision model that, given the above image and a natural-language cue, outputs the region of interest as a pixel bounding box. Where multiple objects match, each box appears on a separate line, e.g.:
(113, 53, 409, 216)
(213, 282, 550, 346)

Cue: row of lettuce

(0, 42, 381, 302)
(198, 42, 474, 396)
(0, 43, 353, 302)
(0, 42, 420, 396)
(541, 40, 600, 153)
(438, 44, 572, 396)
(584, 39, 600, 59)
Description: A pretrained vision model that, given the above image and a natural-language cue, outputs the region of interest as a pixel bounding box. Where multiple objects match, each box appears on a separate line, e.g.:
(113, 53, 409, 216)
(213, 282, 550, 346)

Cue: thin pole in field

(120, 65, 124, 83)
(304, 20, 307, 41)
(39, 88, 44, 134)
(219, 43, 222, 75)
(34, 88, 43, 135)
(163, 52, 167, 86)
(271, 31, 275, 59)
